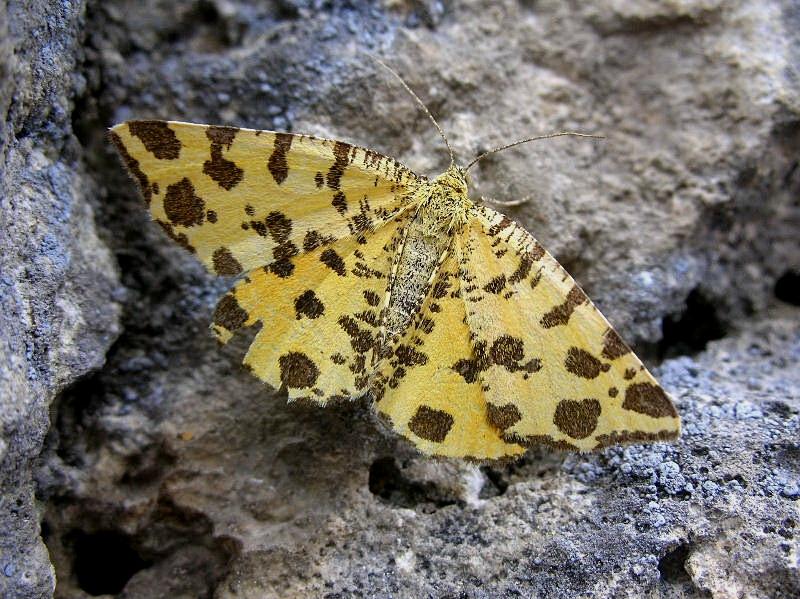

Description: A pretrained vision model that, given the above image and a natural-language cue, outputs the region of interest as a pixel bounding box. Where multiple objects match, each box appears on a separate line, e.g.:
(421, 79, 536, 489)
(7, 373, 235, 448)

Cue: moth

(109, 61, 680, 460)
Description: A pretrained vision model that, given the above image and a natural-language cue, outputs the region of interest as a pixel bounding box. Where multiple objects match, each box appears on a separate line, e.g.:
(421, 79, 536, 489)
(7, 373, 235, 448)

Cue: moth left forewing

(110, 120, 419, 276)
(463, 206, 680, 451)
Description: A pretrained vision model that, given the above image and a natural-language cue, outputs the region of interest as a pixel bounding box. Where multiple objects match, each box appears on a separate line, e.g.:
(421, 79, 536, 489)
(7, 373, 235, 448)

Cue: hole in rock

(775, 270, 800, 306)
(53, 371, 110, 468)
(659, 289, 726, 358)
(163, 0, 233, 50)
(722, 473, 749, 488)
(658, 542, 692, 584)
(479, 466, 508, 498)
(368, 457, 459, 510)
(275, 0, 302, 20)
(71, 530, 151, 596)
(192, 0, 222, 24)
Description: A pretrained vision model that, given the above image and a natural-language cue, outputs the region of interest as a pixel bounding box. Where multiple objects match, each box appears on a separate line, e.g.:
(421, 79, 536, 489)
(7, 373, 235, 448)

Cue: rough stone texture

(1, 1, 122, 598)
(0, 0, 797, 597)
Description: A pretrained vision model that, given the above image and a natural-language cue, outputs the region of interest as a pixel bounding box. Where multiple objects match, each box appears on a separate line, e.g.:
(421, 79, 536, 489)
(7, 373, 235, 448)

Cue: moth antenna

(465, 132, 604, 171)
(369, 54, 456, 166)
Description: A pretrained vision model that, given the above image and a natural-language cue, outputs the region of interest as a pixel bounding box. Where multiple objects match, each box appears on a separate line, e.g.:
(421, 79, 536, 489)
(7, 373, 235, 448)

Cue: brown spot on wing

(622, 383, 677, 418)
(156, 221, 194, 253)
(451, 342, 490, 384)
(272, 240, 298, 262)
(486, 403, 522, 431)
(363, 290, 381, 306)
(320, 248, 346, 276)
(395, 344, 427, 367)
(490, 335, 523, 368)
(326, 141, 351, 190)
(164, 178, 205, 226)
(337, 315, 375, 353)
(205, 125, 238, 147)
(314, 172, 324, 188)
(487, 216, 512, 236)
(483, 274, 506, 294)
(203, 126, 243, 190)
(355, 309, 379, 327)
(273, 241, 298, 262)
(564, 347, 609, 379)
(212, 247, 242, 275)
(508, 255, 533, 284)
(262, 211, 298, 276)
(128, 120, 181, 159)
(553, 398, 601, 439)
(267, 133, 293, 185)
(254, 220, 272, 238)
(109, 131, 153, 204)
(332, 191, 348, 215)
(418, 317, 434, 334)
(540, 285, 588, 328)
(408, 405, 454, 443)
(452, 337, 540, 384)
(594, 429, 678, 449)
(279, 352, 319, 389)
(452, 359, 479, 383)
(303, 230, 335, 252)
(353, 211, 374, 234)
(267, 259, 294, 278)
(520, 435, 580, 451)
(490, 336, 542, 374)
(213, 294, 248, 331)
(529, 242, 546, 261)
(431, 278, 452, 299)
(602, 328, 632, 360)
(294, 290, 325, 320)
(264, 211, 292, 243)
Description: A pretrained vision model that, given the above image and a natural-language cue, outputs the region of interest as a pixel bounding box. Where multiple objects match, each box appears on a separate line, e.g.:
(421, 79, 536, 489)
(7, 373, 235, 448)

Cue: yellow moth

(109, 61, 679, 461)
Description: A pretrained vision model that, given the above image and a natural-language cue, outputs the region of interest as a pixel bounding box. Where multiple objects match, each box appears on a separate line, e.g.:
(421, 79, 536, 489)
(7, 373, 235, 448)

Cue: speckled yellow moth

(109, 61, 679, 460)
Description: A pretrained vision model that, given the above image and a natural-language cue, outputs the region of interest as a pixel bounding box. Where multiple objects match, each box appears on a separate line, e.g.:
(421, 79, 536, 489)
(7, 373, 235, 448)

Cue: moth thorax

(420, 168, 473, 233)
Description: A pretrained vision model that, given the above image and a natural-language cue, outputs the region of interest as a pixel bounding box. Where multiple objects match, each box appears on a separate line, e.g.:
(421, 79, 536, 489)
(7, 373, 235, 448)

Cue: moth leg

(479, 195, 530, 207)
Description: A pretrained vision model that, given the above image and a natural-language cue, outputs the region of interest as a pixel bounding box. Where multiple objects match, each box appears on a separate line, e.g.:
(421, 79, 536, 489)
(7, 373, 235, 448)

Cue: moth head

(434, 165, 469, 197)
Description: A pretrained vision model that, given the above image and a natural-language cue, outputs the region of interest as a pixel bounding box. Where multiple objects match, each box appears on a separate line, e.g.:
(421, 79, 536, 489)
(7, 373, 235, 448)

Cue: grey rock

(1, 0, 798, 597)
(1, 1, 122, 598)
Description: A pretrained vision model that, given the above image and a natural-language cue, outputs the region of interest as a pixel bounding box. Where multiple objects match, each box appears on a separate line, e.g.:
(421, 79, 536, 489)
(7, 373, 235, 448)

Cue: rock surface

(1, 1, 122, 598)
(0, 0, 797, 597)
